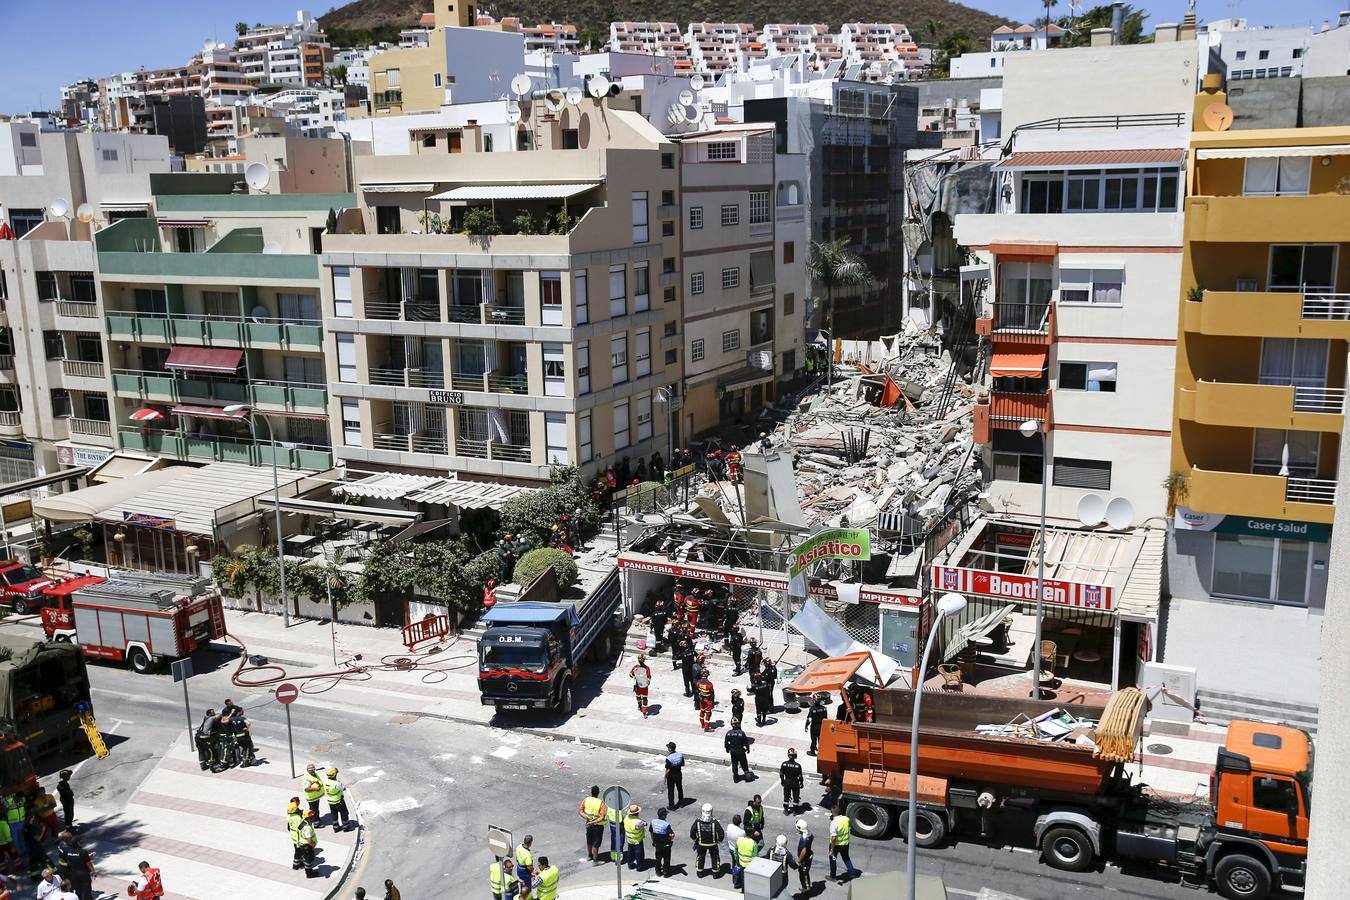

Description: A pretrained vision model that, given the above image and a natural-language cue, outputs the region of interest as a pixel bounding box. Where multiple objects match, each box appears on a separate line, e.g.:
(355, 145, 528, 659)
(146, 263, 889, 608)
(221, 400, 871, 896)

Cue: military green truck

(0, 633, 97, 760)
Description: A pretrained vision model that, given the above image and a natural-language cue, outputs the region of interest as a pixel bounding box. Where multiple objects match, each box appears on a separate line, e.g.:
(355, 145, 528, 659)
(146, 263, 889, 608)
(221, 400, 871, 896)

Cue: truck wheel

(12, 598, 30, 615)
(846, 800, 891, 840)
(128, 647, 154, 674)
(557, 681, 574, 716)
(897, 808, 946, 848)
(1040, 826, 1094, 873)
(1215, 854, 1272, 899)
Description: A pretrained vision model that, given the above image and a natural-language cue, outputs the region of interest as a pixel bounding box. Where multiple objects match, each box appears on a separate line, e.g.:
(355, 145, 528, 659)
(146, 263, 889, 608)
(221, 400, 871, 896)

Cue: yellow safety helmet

(326, 767, 338, 777)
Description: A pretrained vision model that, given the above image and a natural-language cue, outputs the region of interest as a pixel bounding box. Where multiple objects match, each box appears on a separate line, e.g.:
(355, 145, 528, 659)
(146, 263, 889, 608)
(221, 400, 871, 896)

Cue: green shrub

(461, 206, 501, 236)
(466, 548, 500, 589)
(628, 480, 669, 513)
(513, 547, 578, 591)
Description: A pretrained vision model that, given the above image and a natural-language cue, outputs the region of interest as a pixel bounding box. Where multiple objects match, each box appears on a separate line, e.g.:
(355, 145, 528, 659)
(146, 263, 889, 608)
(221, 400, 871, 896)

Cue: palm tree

(1042, 0, 1058, 34)
(806, 238, 872, 384)
(923, 17, 941, 47)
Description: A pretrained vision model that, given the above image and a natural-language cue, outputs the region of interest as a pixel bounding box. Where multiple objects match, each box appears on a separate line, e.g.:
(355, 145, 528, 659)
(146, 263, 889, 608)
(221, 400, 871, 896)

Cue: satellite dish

(262, 241, 282, 255)
(1105, 497, 1135, 530)
(678, 89, 694, 106)
(690, 73, 706, 91)
(76, 202, 94, 223)
(249, 304, 269, 323)
(48, 197, 70, 218)
(1203, 102, 1234, 132)
(545, 93, 565, 114)
(588, 74, 612, 98)
(203, 38, 216, 53)
(1076, 493, 1106, 528)
(244, 162, 270, 192)
(505, 102, 522, 124)
(666, 104, 684, 126)
(683, 104, 700, 124)
(510, 74, 532, 97)
(565, 86, 583, 106)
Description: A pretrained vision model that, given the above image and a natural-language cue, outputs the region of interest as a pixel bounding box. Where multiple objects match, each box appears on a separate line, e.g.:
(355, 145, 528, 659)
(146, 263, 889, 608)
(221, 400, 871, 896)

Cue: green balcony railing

(118, 428, 333, 471)
(97, 250, 319, 281)
(111, 369, 327, 411)
(106, 314, 322, 349)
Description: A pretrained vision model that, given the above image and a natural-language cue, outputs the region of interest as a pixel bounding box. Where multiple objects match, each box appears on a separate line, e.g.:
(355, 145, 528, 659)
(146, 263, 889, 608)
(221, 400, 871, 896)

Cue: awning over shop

(429, 182, 601, 202)
(170, 404, 246, 420)
(254, 495, 419, 525)
(164, 346, 242, 374)
(93, 462, 316, 537)
(1197, 144, 1350, 160)
(718, 366, 776, 390)
(32, 466, 191, 523)
(158, 219, 210, 228)
(990, 349, 1047, 377)
(334, 472, 537, 510)
(994, 148, 1186, 170)
(361, 182, 435, 193)
(0, 468, 89, 497)
(88, 453, 163, 484)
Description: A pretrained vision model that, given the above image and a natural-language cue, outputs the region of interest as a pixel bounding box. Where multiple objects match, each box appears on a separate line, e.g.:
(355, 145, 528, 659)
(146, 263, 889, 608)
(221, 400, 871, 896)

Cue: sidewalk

(84, 736, 360, 900)
(219, 609, 1228, 798)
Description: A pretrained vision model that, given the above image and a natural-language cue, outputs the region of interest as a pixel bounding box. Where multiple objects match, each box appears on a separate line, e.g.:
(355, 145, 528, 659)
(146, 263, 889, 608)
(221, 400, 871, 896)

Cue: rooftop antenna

(47, 197, 71, 219)
(678, 88, 695, 106)
(244, 161, 270, 193)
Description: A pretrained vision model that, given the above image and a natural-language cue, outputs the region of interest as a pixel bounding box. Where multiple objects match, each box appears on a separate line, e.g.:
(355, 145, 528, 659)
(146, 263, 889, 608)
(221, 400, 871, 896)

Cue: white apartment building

(521, 22, 582, 54)
(838, 23, 924, 81)
(608, 22, 692, 73)
(674, 124, 807, 436)
(990, 24, 1066, 52)
(321, 106, 682, 483)
(234, 10, 329, 86)
(687, 23, 757, 76)
(1204, 19, 1312, 80)
(0, 128, 171, 476)
(762, 24, 843, 73)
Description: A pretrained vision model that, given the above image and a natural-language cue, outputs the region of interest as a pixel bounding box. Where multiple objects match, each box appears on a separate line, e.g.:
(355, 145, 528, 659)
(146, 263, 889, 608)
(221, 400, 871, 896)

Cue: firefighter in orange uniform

(685, 591, 701, 631)
(629, 653, 652, 717)
(483, 579, 498, 609)
(695, 668, 716, 732)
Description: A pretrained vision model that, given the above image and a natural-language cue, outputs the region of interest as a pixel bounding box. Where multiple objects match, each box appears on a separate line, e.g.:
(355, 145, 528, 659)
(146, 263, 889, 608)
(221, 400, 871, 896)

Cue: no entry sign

(276, 682, 300, 705)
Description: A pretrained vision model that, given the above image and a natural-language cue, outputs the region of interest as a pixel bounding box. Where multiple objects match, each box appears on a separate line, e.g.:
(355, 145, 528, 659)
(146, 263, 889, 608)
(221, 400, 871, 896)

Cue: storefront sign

(617, 553, 923, 606)
(427, 390, 465, 405)
(789, 528, 871, 577)
(56, 445, 113, 467)
(123, 511, 177, 531)
(932, 564, 1115, 611)
(994, 530, 1036, 548)
(1173, 506, 1329, 543)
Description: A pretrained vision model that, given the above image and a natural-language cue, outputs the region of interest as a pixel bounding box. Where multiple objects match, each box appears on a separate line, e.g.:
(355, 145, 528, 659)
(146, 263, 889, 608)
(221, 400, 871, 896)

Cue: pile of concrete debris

(687, 321, 982, 536)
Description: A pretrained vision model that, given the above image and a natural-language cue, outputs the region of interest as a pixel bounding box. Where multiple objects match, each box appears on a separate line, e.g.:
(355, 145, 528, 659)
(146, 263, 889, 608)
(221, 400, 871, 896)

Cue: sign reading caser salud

(789, 528, 871, 578)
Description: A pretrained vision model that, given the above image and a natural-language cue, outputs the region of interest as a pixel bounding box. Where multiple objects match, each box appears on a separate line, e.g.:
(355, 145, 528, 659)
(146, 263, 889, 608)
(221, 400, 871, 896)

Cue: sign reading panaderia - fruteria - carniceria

(789, 528, 871, 577)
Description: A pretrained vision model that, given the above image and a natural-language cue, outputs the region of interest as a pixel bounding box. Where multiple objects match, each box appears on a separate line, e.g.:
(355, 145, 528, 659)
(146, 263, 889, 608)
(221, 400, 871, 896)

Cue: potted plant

(461, 206, 501, 236)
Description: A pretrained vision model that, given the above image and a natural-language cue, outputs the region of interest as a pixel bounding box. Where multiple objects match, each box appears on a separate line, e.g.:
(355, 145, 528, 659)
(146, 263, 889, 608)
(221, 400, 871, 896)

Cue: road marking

(357, 796, 421, 817)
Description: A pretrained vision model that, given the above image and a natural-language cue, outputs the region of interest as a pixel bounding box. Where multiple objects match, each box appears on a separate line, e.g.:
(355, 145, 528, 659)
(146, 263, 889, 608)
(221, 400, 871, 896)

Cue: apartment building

(1167, 96, 1350, 713)
(948, 41, 1198, 691)
(675, 124, 807, 435)
(1203, 19, 1312, 81)
(608, 23, 693, 73)
(762, 25, 843, 73)
(92, 172, 347, 472)
(838, 24, 924, 81)
(368, 0, 479, 116)
(687, 23, 757, 76)
(520, 22, 581, 54)
(234, 11, 330, 87)
(0, 127, 171, 476)
(990, 24, 1066, 52)
(320, 106, 681, 483)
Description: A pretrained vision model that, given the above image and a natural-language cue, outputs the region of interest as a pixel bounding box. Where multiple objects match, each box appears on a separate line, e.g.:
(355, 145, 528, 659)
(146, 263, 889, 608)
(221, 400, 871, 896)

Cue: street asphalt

(12, 628, 1271, 900)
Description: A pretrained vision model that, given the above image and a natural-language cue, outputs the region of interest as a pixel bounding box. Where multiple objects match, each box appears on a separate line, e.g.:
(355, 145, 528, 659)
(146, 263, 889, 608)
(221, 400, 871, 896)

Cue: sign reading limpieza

(789, 528, 871, 578)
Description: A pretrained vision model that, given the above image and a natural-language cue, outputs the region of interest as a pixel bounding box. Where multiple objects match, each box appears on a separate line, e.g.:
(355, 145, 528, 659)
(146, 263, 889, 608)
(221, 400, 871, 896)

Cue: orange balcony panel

(974, 401, 991, 444)
(975, 317, 992, 336)
(989, 391, 1052, 429)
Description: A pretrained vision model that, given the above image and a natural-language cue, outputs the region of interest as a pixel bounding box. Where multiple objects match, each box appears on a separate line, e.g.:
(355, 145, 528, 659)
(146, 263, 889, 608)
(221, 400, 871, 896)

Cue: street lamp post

(224, 405, 290, 627)
(907, 591, 967, 899)
(1020, 418, 1049, 698)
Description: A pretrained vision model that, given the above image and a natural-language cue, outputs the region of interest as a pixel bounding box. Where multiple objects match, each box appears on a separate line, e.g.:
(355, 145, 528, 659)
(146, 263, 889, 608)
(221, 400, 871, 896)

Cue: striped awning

(361, 182, 435, 194)
(990, 349, 1047, 377)
(1196, 144, 1350, 160)
(164, 346, 242, 374)
(170, 404, 246, 420)
(158, 219, 209, 228)
(429, 182, 601, 202)
(994, 148, 1186, 170)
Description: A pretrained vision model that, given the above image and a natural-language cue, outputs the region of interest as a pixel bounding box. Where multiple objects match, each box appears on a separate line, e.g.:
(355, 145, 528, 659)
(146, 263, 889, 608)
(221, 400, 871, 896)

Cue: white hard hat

(701, 803, 713, 818)
(776, 834, 788, 848)
(795, 819, 809, 833)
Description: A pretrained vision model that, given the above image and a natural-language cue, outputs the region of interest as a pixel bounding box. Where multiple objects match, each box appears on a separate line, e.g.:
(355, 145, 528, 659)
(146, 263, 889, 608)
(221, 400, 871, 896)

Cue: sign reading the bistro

(932, 564, 1115, 611)
(1173, 506, 1329, 543)
(428, 390, 465, 405)
(789, 528, 871, 578)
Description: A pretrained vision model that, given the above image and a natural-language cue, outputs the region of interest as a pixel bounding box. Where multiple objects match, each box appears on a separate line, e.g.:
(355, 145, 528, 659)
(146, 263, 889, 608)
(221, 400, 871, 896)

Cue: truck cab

(1207, 720, 1310, 896)
(478, 612, 572, 712)
(0, 562, 53, 615)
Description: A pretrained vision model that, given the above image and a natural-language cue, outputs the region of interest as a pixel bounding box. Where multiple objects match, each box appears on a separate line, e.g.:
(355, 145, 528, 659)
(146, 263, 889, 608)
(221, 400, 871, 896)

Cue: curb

(322, 784, 367, 900)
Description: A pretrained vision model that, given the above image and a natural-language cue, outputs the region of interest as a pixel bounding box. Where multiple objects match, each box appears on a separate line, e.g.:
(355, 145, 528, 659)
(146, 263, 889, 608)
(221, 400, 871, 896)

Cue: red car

(0, 562, 53, 615)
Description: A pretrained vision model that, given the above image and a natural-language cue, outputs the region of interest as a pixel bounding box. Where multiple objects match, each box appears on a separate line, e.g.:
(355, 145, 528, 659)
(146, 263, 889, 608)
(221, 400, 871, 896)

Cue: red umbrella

(129, 408, 165, 422)
(0, 223, 14, 240)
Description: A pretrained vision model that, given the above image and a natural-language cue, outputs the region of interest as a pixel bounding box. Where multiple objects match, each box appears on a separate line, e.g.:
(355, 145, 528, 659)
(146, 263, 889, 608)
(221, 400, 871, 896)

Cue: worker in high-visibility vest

(297, 809, 320, 878)
(532, 855, 559, 900)
(621, 805, 647, 870)
(488, 856, 516, 900)
(732, 829, 760, 889)
(324, 767, 352, 831)
(128, 859, 165, 900)
(286, 799, 305, 871)
(514, 835, 535, 899)
(828, 804, 860, 883)
(301, 763, 326, 823)
(577, 785, 608, 864)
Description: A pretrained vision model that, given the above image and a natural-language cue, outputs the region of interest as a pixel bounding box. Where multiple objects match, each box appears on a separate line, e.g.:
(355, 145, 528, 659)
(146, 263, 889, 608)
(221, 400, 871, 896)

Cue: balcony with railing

(69, 416, 113, 438)
(111, 368, 327, 411)
(0, 355, 13, 371)
(0, 410, 19, 436)
(1187, 465, 1338, 525)
(118, 427, 333, 470)
(368, 366, 446, 389)
(55, 300, 99, 320)
(977, 301, 1055, 344)
(1178, 380, 1346, 432)
(105, 312, 324, 349)
(61, 359, 106, 380)
(1184, 288, 1350, 339)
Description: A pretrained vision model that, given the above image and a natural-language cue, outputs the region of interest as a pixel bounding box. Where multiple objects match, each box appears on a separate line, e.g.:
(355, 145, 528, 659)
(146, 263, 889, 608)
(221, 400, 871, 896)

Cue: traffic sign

(602, 784, 632, 815)
(170, 658, 194, 683)
(276, 682, 300, 705)
(486, 824, 514, 859)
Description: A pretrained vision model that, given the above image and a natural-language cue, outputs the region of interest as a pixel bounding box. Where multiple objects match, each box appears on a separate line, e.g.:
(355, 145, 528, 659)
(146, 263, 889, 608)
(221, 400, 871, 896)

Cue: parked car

(0, 562, 53, 615)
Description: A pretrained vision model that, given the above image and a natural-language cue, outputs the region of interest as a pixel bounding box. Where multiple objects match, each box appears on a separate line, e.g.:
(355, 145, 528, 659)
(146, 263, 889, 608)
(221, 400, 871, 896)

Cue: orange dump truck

(798, 656, 1309, 900)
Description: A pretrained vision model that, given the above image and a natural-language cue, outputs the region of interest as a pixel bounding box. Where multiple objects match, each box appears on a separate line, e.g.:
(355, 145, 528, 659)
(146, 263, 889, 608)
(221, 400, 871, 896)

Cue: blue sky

(0, 0, 1344, 115)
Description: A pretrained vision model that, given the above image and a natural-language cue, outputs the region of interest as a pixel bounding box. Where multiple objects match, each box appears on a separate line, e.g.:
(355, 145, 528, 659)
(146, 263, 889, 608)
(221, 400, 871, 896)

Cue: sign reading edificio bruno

(932, 564, 1114, 611)
(789, 528, 871, 578)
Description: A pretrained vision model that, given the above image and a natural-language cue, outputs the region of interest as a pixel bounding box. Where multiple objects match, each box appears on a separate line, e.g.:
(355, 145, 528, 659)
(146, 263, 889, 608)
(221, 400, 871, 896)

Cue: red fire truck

(40, 571, 226, 673)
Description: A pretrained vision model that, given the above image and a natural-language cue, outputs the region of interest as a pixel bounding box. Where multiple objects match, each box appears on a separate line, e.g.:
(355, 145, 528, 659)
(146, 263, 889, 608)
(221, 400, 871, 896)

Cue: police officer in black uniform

(806, 693, 828, 756)
(752, 673, 774, 728)
(195, 708, 221, 772)
(651, 592, 669, 650)
(57, 830, 94, 900)
(723, 719, 754, 783)
(729, 688, 745, 725)
(679, 638, 698, 698)
(728, 625, 745, 676)
(780, 748, 804, 814)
